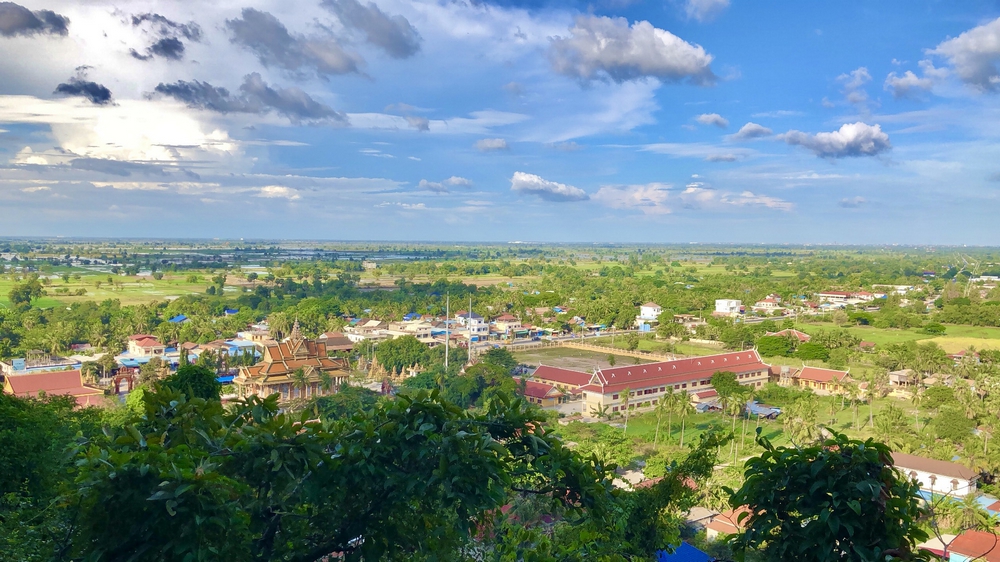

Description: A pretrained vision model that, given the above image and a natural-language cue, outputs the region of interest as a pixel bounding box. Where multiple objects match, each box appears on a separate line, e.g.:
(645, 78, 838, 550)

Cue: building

(233, 323, 350, 402)
(795, 366, 852, 395)
(752, 298, 783, 313)
(637, 302, 663, 323)
(764, 328, 811, 343)
(345, 319, 388, 343)
(947, 530, 1000, 561)
(0, 350, 80, 377)
(893, 452, 978, 498)
(714, 299, 742, 316)
(318, 332, 355, 352)
(127, 334, 167, 357)
(704, 507, 750, 541)
(493, 314, 523, 338)
(531, 365, 593, 399)
(514, 378, 564, 406)
(3, 369, 105, 408)
(455, 310, 489, 341)
(656, 542, 711, 562)
(580, 350, 770, 417)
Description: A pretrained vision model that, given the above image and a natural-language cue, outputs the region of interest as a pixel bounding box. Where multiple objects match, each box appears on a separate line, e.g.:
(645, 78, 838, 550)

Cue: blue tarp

(746, 400, 781, 418)
(403, 313, 420, 321)
(656, 543, 711, 562)
(168, 314, 188, 323)
(217, 375, 235, 383)
(223, 308, 239, 315)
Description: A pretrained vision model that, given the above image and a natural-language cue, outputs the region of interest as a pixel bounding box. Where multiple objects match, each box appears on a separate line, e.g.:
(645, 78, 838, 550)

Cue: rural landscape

(3, 240, 1000, 560)
(5, 0, 1000, 559)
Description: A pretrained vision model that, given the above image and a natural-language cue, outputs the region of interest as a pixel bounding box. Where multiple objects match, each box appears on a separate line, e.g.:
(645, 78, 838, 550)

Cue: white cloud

(21, 185, 51, 193)
(750, 110, 804, 118)
(475, 138, 508, 151)
(704, 153, 738, 162)
(376, 201, 426, 210)
(593, 181, 792, 214)
(12, 146, 47, 165)
(930, 16, 1000, 91)
(682, 0, 730, 23)
(510, 171, 588, 202)
(838, 67, 872, 106)
(884, 60, 947, 99)
(780, 122, 891, 158)
(839, 196, 867, 208)
(418, 176, 472, 193)
(730, 122, 773, 140)
(593, 183, 672, 214)
(641, 142, 754, 160)
(549, 15, 715, 84)
(255, 185, 300, 200)
(695, 113, 729, 127)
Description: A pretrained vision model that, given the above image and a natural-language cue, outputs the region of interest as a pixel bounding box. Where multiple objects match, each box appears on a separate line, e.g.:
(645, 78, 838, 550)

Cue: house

(682, 506, 719, 531)
(637, 302, 663, 323)
(889, 368, 917, 388)
(531, 365, 592, 399)
(127, 334, 167, 357)
(656, 542, 711, 562)
(714, 299, 742, 316)
(168, 314, 189, 323)
(893, 452, 978, 498)
(859, 341, 876, 351)
(0, 350, 80, 376)
(3, 369, 105, 408)
(493, 314, 523, 337)
(233, 323, 350, 402)
(455, 310, 489, 341)
(579, 350, 770, 417)
(752, 297, 783, 312)
(344, 319, 388, 343)
(795, 366, 852, 395)
(764, 328, 811, 343)
(318, 332, 355, 352)
(704, 507, 750, 540)
(948, 530, 1000, 561)
(514, 378, 564, 407)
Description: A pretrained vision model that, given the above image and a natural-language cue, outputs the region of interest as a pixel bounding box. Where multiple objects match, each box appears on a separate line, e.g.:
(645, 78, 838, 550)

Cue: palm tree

(318, 370, 335, 396)
(653, 387, 674, 448)
(677, 397, 695, 448)
(269, 312, 291, 341)
(590, 404, 610, 420)
(291, 367, 309, 400)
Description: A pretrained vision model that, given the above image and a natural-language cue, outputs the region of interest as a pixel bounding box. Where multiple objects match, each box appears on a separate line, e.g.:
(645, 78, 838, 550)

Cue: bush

(921, 322, 946, 335)
(756, 335, 792, 357)
(794, 342, 830, 361)
(162, 365, 221, 401)
(931, 407, 975, 442)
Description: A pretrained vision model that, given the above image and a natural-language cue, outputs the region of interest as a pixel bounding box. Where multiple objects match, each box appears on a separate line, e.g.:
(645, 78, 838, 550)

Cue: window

(613, 394, 619, 400)
(613, 406, 619, 412)
(653, 400, 658, 405)
(674, 384, 680, 390)
(682, 384, 687, 389)
(660, 386, 665, 392)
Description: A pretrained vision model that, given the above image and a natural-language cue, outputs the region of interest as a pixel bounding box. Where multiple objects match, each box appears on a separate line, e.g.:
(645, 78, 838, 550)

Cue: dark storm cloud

(0, 1, 68, 37)
(129, 12, 202, 61)
(53, 78, 113, 105)
(153, 73, 347, 123)
(226, 8, 362, 77)
(322, 0, 421, 59)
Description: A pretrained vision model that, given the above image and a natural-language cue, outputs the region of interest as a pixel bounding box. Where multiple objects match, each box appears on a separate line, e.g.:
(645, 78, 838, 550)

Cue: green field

(0, 272, 214, 308)
(793, 320, 1000, 352)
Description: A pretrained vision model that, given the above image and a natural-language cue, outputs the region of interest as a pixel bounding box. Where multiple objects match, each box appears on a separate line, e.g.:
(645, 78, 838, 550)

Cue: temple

(233, 321, 350, 401)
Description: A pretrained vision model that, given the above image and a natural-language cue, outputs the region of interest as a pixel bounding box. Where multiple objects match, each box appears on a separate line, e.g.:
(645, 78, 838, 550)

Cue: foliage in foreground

(728, 430, 929, 562)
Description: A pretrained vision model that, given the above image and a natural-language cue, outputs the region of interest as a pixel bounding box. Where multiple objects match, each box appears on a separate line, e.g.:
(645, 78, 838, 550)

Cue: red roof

(4, 370, 105, 408)
(132, 337, 163, 348)
(949, 530, 1000, 561)
(516, 379, 563, 400)
(797, 366, 850, 384)
(706, 507, 750, 535)
(695, 389, 718, 399)
(590, 350, 767, 394)
(532, 365, 593, 388)
(642, 302, 660, 308)
(494, 314, 518, 322)
(128, 334, 157, 341)
(765, 329, 811, 343)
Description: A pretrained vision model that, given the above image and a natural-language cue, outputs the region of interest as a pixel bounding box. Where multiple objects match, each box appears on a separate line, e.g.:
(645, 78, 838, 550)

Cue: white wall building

(715, 299, 742, 315)
(892, 453, 978, 498)
(637, 302, 662, 322)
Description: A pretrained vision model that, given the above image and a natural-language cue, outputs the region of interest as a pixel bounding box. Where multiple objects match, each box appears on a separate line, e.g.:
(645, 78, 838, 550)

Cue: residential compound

(526, 350, 770, 417)
(233, 324, 350, 401)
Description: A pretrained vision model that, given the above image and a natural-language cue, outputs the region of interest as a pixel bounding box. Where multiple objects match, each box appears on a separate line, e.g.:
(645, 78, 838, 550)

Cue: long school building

(578, 350, 770, 416)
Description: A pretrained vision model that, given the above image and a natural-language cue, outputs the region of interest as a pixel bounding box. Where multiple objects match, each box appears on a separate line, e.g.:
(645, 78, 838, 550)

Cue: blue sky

(1, 0, 1000, 243)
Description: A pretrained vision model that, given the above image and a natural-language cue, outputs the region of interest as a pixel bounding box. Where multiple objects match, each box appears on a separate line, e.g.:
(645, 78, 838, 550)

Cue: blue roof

(403, 312, 420, 321)
(657, 543, 711, 562)
(168, 314, 188, 323)
(223, 308, 239, 315)
(217, 375, 235, 383)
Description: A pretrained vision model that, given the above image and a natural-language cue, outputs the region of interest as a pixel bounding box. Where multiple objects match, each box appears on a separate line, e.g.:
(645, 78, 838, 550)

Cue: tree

(711, 371, 740, 414)
(607, 353, 616, 367)
(312, 384, 378, 419)
(137, 357, 168, 384)
(932, 406, 976, 442)
(755, 335, 792, 357)
(480, 347, 517, 373)
(65, 388, 616, 561)
(794, 342, 830, 361)
(376, 336, 429, 375)
(653, 387, 674, 448)
(291, 367, 309, 400)
(677, 397, 695, 448)
(622, 386, 632, 434)
(873, 403, 909, 449)
(162, 364, 221, 401)
(624, 332, 640, 351)
(8, 277, 44, 311)
(729, 432, 928, 562)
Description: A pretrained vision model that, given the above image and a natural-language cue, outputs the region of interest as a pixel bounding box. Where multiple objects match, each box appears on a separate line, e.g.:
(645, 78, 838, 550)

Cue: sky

(2, 0, 1000, 244)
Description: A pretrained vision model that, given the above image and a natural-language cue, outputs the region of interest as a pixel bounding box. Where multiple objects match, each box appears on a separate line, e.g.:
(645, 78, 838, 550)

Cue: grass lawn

(793, 321, 1000, 353)
(513, 346, 642, 371)
(0, 272, 214, 308)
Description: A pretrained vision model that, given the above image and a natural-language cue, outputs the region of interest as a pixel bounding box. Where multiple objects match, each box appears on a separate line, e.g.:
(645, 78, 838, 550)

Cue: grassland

(0, 271, 211, 308)
(793, 320, 1000, 352)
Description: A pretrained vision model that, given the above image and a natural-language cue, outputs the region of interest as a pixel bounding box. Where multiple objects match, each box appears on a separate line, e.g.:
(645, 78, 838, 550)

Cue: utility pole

(445, 294, 449, 370)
